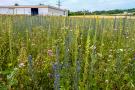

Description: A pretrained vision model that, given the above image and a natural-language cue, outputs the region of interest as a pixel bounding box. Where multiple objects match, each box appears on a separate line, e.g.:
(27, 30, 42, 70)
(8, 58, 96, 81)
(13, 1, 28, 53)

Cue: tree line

(68, 8, 135, 16)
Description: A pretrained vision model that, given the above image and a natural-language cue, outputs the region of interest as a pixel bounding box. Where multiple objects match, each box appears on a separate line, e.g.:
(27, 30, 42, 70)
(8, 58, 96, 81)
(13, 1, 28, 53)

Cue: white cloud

(70, 0, 77, 2)
(0, 0, 135, 12)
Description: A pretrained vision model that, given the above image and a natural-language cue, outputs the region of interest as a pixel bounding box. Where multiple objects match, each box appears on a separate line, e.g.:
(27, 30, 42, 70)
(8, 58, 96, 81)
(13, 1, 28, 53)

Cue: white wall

(15, 8, 31, 15)
(0, 8, 9, 14)
(0, 8, 31, 15)
(38, 8, 48, 15)
(48, 8, 68, 17)
(0, 7, 68, 16)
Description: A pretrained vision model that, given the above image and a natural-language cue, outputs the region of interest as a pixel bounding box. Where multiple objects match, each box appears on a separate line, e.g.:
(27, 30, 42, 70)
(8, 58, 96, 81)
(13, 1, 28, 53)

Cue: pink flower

(47, 73, 52, 77)
(54, 55, 56, 57)
(47, 50, 53, 54)
(109, 49, 112, 51)
(44, 50, 47, 52)
(90, 46, 96, 50)
(108, 55, 113, 57)
(19, 63, 24, 66)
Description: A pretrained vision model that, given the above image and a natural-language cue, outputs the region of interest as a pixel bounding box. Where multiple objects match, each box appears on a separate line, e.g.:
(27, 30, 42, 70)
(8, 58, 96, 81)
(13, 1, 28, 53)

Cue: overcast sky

(0, 0, 135, 12)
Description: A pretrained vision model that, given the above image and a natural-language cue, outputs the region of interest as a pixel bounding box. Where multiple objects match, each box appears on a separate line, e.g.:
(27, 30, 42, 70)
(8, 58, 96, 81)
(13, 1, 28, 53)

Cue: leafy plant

(0, 68, 18, 90)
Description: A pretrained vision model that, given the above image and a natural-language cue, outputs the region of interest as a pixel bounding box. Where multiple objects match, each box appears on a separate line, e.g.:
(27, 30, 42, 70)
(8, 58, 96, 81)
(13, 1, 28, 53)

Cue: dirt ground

(69, 15, 135, 19)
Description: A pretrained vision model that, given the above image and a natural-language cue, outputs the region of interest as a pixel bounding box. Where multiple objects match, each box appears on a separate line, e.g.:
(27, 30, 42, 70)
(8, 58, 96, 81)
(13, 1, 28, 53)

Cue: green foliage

(14, 3, 19, 6)
(0, 14, 135, 89)
(39, 3, 44, 5)
(0, 68, 18, 90)
(68, 8, 135, 15)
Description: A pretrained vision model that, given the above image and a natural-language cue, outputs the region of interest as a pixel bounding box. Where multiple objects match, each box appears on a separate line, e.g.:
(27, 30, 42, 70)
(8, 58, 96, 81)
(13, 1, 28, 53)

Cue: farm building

(0, 5, 68, 17)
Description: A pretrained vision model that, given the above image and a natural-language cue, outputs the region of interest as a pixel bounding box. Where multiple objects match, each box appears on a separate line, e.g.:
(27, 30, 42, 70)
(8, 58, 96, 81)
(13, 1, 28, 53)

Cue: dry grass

(69, 15, 135, 19)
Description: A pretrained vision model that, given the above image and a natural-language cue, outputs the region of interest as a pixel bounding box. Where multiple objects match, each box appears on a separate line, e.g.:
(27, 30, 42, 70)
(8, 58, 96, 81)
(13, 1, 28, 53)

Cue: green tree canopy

(39, 3, 44, 5)
(14, 3, 19, 6)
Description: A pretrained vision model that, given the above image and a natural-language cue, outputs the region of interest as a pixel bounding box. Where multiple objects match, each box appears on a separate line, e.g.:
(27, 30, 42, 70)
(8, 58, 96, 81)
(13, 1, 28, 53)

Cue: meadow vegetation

(0, 14, 135, 90)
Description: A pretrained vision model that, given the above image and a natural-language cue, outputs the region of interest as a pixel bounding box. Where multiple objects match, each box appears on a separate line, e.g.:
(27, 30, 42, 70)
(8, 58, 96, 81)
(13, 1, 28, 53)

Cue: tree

(39, 3, 44, 5)
(14, 3, 19, 6)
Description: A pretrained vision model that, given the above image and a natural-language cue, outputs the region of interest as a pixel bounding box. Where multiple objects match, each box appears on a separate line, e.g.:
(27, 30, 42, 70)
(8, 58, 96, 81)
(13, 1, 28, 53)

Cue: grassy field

(0, 15, 135, 90)
(69, 15, 135, 19)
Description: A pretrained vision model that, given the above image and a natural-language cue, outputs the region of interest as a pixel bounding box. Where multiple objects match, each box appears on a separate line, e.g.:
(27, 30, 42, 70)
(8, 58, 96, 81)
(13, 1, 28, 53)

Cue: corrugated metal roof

(0, 5, 67, 12)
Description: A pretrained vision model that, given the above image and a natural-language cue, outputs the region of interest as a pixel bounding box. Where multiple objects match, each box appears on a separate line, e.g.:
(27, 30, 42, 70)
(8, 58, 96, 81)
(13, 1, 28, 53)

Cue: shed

(0, 5, 68, 17)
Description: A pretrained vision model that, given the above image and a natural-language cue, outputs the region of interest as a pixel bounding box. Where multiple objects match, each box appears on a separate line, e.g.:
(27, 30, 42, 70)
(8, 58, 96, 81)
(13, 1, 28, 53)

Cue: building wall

(0, 8, 31, 15)
(0, 8, 9, 14)
(15, 8, 31, 15)
(48, 8, 68, 17)
(0, 6, 68, 16)
(38, 8, 48, 15)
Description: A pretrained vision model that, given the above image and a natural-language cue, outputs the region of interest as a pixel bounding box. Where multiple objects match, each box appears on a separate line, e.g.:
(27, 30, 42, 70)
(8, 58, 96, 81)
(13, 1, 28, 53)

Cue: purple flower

(134, 53, 135, 57)
(19, 63, 24, 66)
(44, 50, 47, 52)
(47, 73, 52, 77)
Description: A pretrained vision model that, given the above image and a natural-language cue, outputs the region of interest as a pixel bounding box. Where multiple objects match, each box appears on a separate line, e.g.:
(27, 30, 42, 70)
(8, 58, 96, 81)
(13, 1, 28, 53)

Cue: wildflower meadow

(0, 14, 135, 90)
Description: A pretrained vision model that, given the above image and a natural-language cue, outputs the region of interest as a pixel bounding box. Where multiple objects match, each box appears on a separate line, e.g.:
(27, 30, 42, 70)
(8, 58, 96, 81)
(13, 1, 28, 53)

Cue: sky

(0, 0, 135, 12)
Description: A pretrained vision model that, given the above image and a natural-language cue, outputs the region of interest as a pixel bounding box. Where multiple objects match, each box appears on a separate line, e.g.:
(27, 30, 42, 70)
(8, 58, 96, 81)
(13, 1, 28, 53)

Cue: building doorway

(31, 8, 38, 16)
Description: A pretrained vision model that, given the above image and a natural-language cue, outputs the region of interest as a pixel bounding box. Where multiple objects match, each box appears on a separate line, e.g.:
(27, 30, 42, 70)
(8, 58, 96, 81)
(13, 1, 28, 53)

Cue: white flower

(102, 44, 104, 46)
(132, 38, 134, 40)
(80, 37, 82, 39)
(105, 80, 108, 83)
(31, 43, 35, 46)
(114, 29, 117, 30)
(119, 49, 123, 51)
(97, 53, 102, 57)
(78, 45, 81, 47)
(105, 69, 107, 72)
(108, 60, 110, 61)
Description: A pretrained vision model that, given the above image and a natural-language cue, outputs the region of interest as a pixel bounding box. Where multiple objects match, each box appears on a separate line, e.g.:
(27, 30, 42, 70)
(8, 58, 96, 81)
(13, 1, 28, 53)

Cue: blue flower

(28, 55, 38, 84)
